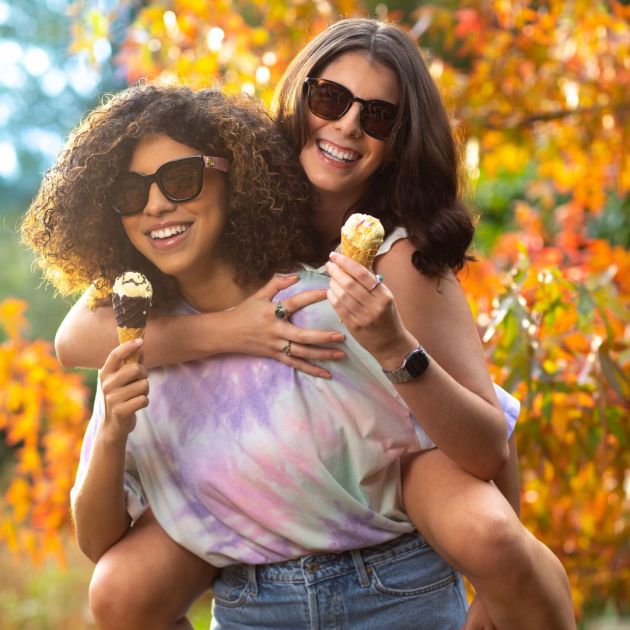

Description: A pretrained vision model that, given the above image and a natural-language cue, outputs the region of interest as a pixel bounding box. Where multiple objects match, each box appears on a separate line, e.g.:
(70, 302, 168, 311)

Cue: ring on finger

(368, 274, 384, 292)
(275, 302, 290, 320)
(281, 340, 292, 357)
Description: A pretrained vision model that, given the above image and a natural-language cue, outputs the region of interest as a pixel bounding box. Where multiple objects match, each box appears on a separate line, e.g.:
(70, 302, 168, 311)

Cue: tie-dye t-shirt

(72, 236, 519, 567)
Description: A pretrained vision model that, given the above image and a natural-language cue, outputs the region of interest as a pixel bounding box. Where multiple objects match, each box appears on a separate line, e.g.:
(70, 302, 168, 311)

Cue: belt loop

(247, 564, 259, 597)
(351, 549, 370, 588)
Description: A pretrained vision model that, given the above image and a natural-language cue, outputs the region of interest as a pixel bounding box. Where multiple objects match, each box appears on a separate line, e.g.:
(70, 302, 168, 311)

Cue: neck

(176, 261, 257, 313)
(314, 190, 362, 243)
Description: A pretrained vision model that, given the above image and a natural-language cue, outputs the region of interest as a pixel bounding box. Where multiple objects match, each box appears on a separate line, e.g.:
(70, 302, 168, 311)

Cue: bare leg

(402, 450, 576, 630)
(89, 509, 217, 630)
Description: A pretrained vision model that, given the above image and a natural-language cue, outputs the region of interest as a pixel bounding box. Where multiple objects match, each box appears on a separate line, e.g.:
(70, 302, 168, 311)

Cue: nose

(143, 182, 176, 216)
(334, 101, 363, 138)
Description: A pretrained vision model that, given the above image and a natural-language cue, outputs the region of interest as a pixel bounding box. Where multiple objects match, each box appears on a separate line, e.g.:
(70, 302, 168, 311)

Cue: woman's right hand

(229, 274, 346, 379)
(99, 340, 150, 439)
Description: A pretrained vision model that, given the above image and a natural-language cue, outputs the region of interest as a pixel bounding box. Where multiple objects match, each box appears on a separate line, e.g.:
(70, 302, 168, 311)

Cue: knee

(89, 554, 152, 629)
(465, 507, 534, 579)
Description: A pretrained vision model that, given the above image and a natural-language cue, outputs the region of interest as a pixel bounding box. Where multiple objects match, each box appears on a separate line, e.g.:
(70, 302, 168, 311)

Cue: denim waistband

(222, 532, 428, 588)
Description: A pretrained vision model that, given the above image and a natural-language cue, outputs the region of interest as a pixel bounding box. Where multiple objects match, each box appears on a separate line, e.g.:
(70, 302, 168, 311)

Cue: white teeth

(318, 141, 360, 162)
(150, 224, 189, 240)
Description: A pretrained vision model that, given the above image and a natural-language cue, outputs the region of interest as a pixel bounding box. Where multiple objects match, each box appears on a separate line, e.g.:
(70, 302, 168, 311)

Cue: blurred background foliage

(1, 0, 629, 627)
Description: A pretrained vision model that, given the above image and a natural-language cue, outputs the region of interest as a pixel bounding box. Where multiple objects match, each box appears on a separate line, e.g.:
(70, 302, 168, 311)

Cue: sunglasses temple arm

(203, 156, 230, 173)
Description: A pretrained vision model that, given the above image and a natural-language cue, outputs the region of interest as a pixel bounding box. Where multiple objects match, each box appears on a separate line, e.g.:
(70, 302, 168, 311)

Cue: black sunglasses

(303, 77, 398, 140)
(111, 154, 230, 216)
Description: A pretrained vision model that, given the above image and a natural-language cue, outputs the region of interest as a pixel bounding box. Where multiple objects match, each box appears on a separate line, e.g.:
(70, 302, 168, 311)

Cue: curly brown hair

(21, 83, 319, 309)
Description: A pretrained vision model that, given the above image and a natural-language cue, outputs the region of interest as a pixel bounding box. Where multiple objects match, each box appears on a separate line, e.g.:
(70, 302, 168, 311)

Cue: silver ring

(275, 302, 289, 320)
(369, 274, 384, 292)
(281, 341, 292, 356)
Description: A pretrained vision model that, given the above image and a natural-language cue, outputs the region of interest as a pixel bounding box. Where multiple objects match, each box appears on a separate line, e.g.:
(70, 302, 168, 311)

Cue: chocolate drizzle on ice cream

(112, 271, 153, 329)
(112, 271, 153, 363)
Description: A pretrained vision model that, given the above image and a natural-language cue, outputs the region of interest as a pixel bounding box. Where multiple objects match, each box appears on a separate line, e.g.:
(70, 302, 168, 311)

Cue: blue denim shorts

(210, 532, 468, 629)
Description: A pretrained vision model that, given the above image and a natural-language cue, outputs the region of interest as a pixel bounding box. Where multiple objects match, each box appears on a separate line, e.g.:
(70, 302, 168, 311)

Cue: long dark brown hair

(21, 83, 318, 308)
(273, 18, 475, 276)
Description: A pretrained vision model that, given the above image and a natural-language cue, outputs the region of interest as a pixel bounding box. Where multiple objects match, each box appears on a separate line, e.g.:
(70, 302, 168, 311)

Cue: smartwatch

(382, 346, 430, 384)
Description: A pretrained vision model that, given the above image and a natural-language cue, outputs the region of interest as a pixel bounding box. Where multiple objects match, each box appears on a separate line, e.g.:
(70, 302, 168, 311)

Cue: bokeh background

(1, 1, 629, 628)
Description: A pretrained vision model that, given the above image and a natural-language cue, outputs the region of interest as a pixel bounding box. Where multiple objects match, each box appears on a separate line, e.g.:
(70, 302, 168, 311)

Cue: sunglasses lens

(160, 158, 202, 201)
(362, 102, 397, 139)
(307, 79, 397, 140)
(308, 81, 351, 120)
(112, 173, 149, 215)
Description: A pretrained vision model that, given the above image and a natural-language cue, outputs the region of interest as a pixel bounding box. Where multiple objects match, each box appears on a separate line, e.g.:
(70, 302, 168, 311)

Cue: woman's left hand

(326, 251, 417, 367)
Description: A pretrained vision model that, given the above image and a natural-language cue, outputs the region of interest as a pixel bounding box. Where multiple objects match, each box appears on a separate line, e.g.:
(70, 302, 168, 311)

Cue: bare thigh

(91, 508, 217, 621)
(401, 449, 522, 576)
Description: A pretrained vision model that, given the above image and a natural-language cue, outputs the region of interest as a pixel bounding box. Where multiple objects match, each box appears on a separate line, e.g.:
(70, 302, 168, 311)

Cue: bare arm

(493, 435, 521, 515)
(56, 275, 345, 376)
(327, 242, 509, 480)
(72, 340, 149, 562)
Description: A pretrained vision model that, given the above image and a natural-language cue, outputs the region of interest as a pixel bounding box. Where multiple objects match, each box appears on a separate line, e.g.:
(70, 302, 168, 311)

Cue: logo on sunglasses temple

(304, 77, 398, 140)
(111, 154, 231, 216)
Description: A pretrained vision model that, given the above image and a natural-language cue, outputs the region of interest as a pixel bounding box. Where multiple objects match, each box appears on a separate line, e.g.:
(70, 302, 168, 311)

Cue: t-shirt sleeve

(376, 226, 409, 257)
(70, 381, 148, 522)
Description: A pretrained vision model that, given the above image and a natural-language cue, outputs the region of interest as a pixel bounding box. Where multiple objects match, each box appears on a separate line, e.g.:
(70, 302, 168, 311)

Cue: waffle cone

(117, 326, 145, 364)
(341, 235, 379, 270)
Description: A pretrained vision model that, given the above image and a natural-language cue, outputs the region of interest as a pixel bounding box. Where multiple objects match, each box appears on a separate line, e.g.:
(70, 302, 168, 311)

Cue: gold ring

(281, 341, 292, 356)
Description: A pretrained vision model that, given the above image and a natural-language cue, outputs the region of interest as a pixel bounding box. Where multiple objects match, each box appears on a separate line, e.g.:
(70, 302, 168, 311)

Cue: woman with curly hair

(24, 81, 478, 629)
(34, 19, 575, 630)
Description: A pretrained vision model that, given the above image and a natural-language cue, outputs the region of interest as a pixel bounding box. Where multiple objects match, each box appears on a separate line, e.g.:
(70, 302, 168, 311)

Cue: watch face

(406, 348, 430, 377)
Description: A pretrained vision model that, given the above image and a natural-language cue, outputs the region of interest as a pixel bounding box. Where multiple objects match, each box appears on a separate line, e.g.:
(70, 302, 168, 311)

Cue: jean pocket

(212, 571, 250, 608)
(369, 546, 457, 598)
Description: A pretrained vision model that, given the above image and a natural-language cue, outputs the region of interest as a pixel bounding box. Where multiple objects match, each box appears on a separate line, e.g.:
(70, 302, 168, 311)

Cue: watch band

(382, 346, 430, 384)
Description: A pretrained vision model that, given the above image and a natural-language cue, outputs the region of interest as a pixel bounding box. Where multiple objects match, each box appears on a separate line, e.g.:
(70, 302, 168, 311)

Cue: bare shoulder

(375, 237, 468, 319)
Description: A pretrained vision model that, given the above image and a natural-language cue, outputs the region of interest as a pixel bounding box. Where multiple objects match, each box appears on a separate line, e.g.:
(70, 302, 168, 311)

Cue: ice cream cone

(340, 235, 380, 269)
(117, 326, 145, 364)
(340, 213, 385, 270)
(112, 271, 153, 364)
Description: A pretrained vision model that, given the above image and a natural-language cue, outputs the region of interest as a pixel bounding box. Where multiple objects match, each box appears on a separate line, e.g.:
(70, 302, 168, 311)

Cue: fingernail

(333, 351, 345, 359)
(329, 251, 339, 260)
(134, 338, 143, 345)
(332, 333, 345, 341)
(320, 371, 331, 379)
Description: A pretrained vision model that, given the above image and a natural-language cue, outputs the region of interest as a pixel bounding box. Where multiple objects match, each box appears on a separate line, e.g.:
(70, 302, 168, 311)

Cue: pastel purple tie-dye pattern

(71, 233, 520, 567)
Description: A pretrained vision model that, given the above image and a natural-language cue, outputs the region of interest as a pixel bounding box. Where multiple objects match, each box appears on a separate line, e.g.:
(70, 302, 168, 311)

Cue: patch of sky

(0, 1, 9, 25)
(0, 41, 27, 88)
(0, 97, 15, 126)
(1, 64, 27, 89)
(23, 46, 52, 76)
(64, 54, 100, 98)
(7, 5, 36, 37)
(0, 39, 23, 63)
(93, 37, 112, 63)
(45, 0, 69, 10)
(0, 141, 20, 180)
(41, 67, 68, 97)
(21, 128, 63, 162)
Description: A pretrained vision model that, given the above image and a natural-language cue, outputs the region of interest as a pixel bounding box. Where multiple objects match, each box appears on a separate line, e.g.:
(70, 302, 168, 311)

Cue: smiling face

(299, 52, 399, 216)
(119, 134, 227, 284)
